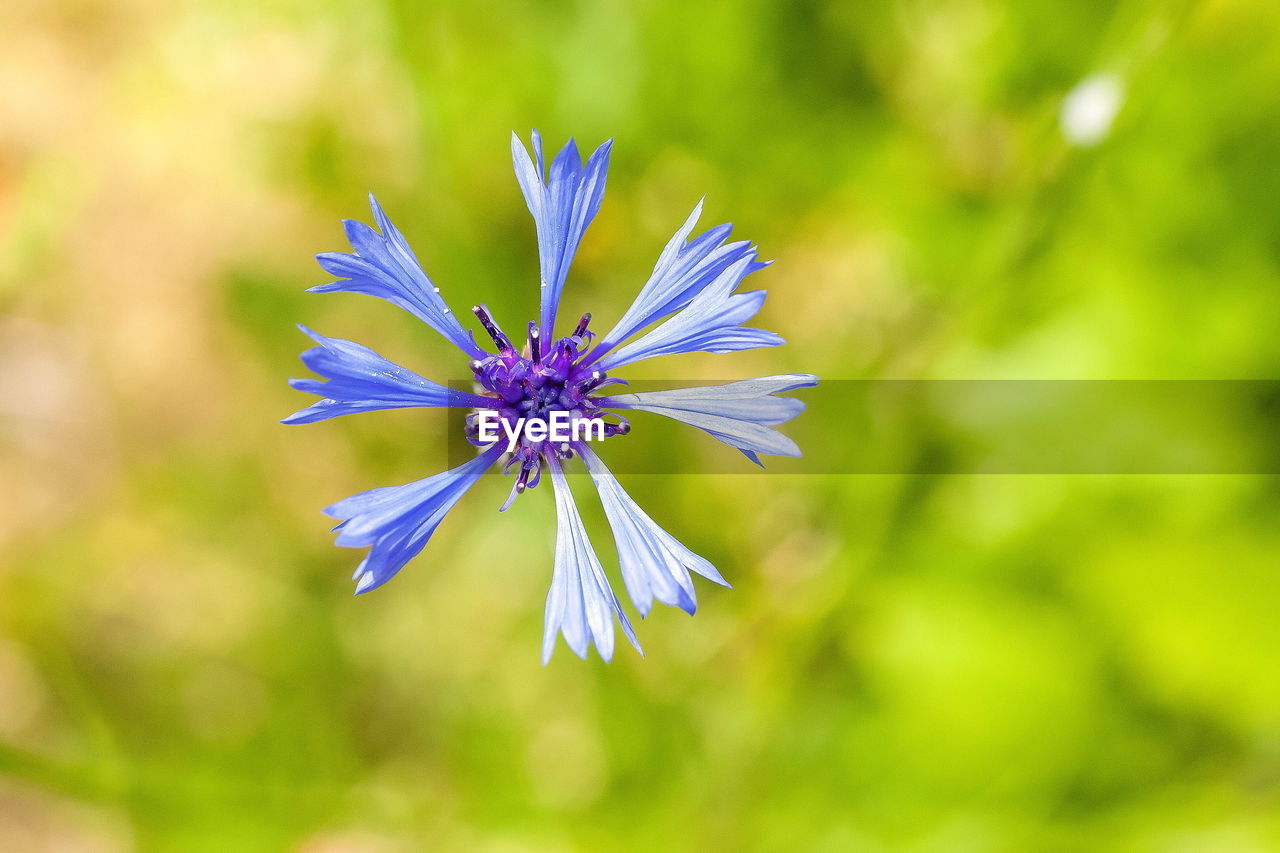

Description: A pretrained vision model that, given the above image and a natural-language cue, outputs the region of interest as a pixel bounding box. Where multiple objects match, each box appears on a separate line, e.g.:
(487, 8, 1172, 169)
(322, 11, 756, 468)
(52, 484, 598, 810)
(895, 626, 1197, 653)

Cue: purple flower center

(464, 305, 628, 507)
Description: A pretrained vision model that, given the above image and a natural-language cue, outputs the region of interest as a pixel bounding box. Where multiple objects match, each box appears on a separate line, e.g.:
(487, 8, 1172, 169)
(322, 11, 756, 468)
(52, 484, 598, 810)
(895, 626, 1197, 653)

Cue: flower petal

(283, 326, 491, 424)
(592, 255, 783, 371)
(601, 374, 817, 465)
(311, 195, 485, 358)
(578, 445, 727, 617)
(542, 457, 641, 664)
(511, 131, 611, 339)
(584, 200, 768, 366)
(324, 443, 503, 594)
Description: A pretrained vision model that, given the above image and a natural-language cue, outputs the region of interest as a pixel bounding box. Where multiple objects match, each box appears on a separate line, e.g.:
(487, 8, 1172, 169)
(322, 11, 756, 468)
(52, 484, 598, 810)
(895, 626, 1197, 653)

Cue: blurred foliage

(3, 0, 1280, 849)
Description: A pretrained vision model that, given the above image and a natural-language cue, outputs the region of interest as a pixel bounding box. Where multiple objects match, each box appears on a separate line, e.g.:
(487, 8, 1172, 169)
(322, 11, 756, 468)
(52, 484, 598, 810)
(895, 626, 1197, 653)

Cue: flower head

(287, 131, 816, 662)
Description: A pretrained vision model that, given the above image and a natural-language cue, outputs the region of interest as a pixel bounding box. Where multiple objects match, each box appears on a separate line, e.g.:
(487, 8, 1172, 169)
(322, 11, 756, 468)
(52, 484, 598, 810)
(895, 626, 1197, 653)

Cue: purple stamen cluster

(464, 305, 628, 508)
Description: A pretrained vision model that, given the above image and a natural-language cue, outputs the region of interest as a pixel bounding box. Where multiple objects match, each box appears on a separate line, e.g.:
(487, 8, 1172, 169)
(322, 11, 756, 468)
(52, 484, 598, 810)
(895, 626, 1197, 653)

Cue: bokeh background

(4, 0, 1280, 849)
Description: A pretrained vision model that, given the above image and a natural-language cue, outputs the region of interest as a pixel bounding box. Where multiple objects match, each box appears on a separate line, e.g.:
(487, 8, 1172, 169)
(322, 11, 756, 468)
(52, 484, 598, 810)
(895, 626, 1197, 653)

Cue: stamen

(528, 322, 541, 363)
(573, 313, 592, 337)
(603, 416, 631, 437)
(499, 461, 539, 513)
(472, 304, 514, 351)
(499, 479, 521, 513)
(579, 370, 606, 393)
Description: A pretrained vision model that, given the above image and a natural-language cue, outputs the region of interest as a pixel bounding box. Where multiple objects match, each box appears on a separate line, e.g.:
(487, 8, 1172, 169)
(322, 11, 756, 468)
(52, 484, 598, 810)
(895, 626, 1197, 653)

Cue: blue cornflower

(286, 132, 816, 663)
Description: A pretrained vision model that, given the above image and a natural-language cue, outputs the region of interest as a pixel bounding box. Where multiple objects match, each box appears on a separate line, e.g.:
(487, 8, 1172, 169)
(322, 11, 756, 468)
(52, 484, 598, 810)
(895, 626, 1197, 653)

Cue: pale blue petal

(602, 374, 817, 464)
(579, 445, 726, 617)
(593, 255, 783, 371)
(542, 458, 641, 664)
(511, 131, 611, 339)
(584, 200, 768, 366)
(283, 326, 491, 424)
(323, 443, 503, 593)
(311, 195, 485, 358)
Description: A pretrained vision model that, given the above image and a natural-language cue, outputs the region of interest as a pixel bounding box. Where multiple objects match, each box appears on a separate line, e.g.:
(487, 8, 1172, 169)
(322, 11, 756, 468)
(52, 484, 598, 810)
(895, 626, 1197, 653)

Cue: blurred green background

(4, 0, 1280, 849)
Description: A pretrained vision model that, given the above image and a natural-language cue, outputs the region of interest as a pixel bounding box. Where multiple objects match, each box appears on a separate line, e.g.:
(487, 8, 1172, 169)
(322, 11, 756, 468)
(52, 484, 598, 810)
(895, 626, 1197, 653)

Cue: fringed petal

(541, 457, 641, 663)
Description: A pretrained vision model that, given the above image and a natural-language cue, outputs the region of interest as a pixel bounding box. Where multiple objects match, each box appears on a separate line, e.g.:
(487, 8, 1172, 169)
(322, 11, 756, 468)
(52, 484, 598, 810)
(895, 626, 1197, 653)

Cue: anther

(573, 313, 592, 337)
(472, 304, 514, 351)
(528, 321, 541, 363)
